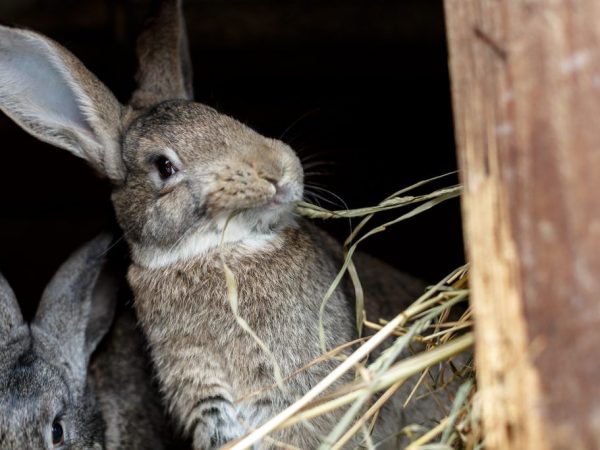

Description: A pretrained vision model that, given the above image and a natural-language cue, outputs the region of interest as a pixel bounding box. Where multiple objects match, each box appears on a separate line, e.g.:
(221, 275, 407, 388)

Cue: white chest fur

(131, 215, 287, 269)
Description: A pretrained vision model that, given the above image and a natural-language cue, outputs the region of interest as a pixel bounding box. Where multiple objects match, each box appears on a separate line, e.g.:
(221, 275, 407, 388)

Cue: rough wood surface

(444, 1, 600, 448)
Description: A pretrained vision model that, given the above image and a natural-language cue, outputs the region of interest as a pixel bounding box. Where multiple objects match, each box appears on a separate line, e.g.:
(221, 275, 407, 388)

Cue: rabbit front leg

(190, 394, 245, 450)
(156, 347, 246, 450)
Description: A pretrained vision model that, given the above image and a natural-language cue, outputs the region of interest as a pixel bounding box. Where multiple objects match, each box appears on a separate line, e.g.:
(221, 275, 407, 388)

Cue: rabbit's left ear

(0, 273, 24, 343)
(34, 234, 118, 379)
(0, 26, 126, 182)
(130, 0, 194, 109)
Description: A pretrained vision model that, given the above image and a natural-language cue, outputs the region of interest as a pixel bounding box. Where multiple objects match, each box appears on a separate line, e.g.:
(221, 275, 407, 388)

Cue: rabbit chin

(130, 202, 297, 269)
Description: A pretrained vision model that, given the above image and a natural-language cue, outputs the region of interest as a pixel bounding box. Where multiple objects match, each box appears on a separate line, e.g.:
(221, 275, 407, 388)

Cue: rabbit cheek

(111, 185, 153, 243)
(144, 189, 198, 246)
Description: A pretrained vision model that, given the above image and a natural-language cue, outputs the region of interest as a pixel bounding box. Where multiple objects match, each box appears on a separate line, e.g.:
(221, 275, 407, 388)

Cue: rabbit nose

(250, 161, 283, 185)
(245, 146, 285, 179)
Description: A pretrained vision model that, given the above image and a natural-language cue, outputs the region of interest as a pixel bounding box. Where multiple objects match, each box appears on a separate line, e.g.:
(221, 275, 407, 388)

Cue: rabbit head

(0, 0, 304, 268)
(0, 235, 116, 449)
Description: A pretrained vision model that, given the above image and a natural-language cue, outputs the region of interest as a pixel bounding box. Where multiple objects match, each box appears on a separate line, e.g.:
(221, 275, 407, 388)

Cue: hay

(224, 174, 479, 449)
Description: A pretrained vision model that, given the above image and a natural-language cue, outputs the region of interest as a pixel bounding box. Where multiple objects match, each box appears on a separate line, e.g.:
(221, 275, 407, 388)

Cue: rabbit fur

(0, 1, 463, 447)
(0, 235, 180, 449)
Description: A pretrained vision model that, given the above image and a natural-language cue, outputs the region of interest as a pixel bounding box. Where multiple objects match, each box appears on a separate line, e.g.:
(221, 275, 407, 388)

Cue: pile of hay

(223, 174, 480, 449)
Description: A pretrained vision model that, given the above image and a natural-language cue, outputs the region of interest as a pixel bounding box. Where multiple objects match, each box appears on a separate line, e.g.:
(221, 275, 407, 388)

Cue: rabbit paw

(192, 401, 246, 450)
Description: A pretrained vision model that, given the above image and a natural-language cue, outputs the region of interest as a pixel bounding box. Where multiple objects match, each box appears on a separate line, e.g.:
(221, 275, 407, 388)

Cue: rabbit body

(90, 308, 182, 450)
(0, 325, 106, 449)
(0, 1, 442, 447)
(0, 236, 180, 450)
(129, 219, 356, 448)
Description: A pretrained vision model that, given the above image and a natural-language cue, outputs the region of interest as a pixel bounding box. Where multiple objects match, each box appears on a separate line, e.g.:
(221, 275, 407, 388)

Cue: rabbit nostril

(263, 176, 278, 186)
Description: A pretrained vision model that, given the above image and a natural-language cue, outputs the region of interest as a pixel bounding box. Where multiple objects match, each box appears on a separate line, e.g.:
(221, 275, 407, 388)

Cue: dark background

(0, 0, 463, 319)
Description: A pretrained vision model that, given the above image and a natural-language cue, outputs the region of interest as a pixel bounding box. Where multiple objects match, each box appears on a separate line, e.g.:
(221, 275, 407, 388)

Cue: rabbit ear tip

(95, 232, 114, 245)
(89, 233, 114, 255)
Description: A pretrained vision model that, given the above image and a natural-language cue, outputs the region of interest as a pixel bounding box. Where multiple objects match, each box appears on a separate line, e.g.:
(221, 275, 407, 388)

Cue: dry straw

(221, 173, 480, 449)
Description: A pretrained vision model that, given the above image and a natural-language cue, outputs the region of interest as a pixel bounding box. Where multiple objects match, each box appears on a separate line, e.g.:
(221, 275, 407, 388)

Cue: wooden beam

(444, 2, 600, 449)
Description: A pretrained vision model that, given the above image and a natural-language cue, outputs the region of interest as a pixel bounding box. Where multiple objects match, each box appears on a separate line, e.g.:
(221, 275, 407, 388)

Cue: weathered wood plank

(444, 1, 600, 448)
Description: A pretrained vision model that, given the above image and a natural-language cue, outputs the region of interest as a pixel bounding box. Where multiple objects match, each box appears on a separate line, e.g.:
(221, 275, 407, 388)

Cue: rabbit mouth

(262, 182, 297, 208)
(272, 182, 296, 204)
(251, 180, 302, 213)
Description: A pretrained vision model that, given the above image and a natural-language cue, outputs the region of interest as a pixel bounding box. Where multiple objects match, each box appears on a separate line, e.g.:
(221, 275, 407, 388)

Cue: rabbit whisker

(300, 151, 331, 164)
(303, 171, 331, 179)
(302, 160, 334, 171)
(303, 186, 353, 233)
(300, 155, 326, 166)
(99, 229, 133, 257)
(304, 184, 349, 211)
(303, 190, 342, 209)
(165, 219, 204, 255)
(279, 107, 321, 141)
(303, 192, 323, 208)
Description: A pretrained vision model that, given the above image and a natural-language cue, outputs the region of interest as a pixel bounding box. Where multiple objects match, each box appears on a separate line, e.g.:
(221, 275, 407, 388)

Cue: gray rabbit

(0, 235, 181, 449)
(0, 1, 437, 448)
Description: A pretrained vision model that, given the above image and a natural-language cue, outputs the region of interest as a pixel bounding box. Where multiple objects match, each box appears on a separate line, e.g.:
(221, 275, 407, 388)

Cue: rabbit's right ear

(0, 26, 125, 182)
(130, 0, 194, 109)
(0, 273, 24, 341)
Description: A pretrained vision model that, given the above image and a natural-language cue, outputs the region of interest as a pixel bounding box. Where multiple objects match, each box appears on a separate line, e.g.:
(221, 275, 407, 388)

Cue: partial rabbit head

(0, 0, 303, 267)
(0, 235, 116, 449)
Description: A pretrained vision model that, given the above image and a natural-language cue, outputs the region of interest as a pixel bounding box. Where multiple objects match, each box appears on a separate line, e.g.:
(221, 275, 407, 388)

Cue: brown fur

(128, 222, 357, 448)
(91, 308, 184, 449)
(0, 235, 182, 449)
(0, 2, 433, 448)
(130, 0, 193, 109)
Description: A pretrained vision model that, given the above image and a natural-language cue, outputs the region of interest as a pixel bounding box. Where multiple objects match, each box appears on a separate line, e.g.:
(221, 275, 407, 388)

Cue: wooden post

(444, 2, 600, 449)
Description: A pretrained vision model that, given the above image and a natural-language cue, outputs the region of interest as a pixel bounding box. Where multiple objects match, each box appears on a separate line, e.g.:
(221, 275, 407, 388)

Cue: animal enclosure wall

(444, 1, 600, 448)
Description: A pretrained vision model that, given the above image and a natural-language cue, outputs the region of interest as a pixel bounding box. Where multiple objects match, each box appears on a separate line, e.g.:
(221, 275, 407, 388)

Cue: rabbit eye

(155, 156, 178, 180)
(51, 420, 64, 446)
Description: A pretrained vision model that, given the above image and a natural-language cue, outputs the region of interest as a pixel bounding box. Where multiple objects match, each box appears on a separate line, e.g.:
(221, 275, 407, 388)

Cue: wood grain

(444, 1, 600, 448)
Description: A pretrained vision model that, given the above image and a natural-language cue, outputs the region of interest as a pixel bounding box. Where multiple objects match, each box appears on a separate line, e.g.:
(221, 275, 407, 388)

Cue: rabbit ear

(34, 234, 117, 378)
(0, 273, 24, 341)
(85, 264, 119, 353)
(0, 26, 126, 182)
(130, 0, 194, 109)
